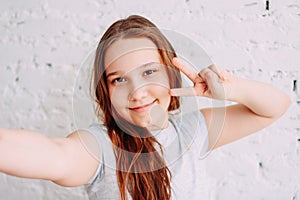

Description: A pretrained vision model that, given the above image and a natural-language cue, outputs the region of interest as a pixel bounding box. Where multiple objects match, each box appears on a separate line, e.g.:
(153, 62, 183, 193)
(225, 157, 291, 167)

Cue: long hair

(93, 15, 181, 200)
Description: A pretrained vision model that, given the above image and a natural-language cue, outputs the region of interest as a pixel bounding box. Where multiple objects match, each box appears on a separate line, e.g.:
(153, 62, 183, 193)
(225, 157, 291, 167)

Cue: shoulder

(169, 110, 207, 133)
(67, 128, 102, 161)
(80, 123, 108, 136)
(169, 111, 209, 155)
(67, 123, 111, 164)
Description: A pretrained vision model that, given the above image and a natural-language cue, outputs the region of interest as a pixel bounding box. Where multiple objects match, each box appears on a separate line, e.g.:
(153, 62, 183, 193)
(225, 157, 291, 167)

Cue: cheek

(153, 86, 171, 105)
(109, 86, 128, 108)
(149, 73, 171, 106)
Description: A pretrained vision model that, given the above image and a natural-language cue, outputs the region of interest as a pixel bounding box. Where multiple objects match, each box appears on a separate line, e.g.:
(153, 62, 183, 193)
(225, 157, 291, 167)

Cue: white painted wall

(1, 0, 299, 199)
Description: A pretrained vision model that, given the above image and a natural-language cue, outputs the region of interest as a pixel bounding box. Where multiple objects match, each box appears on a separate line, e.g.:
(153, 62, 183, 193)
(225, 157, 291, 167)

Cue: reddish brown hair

(93, 15, 181, 200)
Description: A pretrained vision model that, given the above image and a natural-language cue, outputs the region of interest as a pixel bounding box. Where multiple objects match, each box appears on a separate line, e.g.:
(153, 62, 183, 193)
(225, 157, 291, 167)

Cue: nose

(128, 78, 149, 101)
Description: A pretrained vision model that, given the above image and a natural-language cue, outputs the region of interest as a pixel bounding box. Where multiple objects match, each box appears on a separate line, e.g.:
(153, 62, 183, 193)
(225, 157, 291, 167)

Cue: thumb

(201, 70, 225, 99)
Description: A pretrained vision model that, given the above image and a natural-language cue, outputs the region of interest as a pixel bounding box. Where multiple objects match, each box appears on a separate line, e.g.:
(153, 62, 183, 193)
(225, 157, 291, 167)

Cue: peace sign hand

(170, 57, 235, 100)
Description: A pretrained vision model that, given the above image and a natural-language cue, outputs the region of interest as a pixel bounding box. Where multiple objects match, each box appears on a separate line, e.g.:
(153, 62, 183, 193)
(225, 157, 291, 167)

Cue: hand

(169, 57, 236, 100)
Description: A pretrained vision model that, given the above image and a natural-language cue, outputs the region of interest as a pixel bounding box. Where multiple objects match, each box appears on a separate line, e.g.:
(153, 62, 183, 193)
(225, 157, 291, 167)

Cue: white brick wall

(0, 0, 299, 199)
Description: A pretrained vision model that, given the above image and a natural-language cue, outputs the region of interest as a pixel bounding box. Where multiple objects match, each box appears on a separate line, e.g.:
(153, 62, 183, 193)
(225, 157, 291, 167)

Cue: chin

(132, 119, 152, 128)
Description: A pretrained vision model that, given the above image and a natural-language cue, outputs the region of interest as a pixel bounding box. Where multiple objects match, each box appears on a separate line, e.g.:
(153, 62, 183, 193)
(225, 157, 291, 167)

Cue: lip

(129, 100, 157, 112)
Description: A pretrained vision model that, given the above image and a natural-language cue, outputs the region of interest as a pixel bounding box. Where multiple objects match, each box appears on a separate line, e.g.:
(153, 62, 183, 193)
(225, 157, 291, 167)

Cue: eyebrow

(106, 62, 161, 78)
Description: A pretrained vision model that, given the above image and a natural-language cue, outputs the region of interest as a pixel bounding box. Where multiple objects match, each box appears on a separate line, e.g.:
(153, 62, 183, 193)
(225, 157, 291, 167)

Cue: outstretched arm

(0, 128, 99, 187)
(170, 58, 291, 150)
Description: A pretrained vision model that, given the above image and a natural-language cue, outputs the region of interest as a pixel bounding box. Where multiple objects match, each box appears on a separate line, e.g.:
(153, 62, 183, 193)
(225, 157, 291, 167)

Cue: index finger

(172, 57, 200, 83)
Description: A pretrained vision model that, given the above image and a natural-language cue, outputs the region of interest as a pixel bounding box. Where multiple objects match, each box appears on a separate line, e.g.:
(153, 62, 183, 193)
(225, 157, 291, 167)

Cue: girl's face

(104, 38, 171, 129)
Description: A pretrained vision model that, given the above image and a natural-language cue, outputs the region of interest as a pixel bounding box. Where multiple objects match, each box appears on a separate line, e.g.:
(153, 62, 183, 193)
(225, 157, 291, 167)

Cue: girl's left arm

(170, 58, 291, 150)
(200, 77, 291, 150)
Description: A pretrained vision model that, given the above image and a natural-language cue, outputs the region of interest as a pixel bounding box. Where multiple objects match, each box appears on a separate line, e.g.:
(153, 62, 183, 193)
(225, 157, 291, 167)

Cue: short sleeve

(80, 124, 121, 199)
(78, 124, 107, 184)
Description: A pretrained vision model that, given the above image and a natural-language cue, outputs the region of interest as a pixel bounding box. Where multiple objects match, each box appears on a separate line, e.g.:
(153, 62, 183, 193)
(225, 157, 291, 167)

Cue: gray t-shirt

(83, 111, 209, 200)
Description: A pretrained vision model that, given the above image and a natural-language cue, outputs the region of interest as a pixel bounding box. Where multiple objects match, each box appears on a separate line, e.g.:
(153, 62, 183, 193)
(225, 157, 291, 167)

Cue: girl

(0, 15, 291, 200)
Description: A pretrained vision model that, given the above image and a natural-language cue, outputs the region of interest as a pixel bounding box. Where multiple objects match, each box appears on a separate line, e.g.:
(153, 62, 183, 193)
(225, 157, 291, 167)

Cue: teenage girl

(0, 15, 290, 200)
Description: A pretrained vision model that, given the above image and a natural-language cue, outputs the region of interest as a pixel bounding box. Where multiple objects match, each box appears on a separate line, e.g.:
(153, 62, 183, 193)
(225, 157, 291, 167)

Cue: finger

(198, 68, 213, 81)
(169, 87, 197, 96)
(172, 57, 200, 82)
(200, 68, 226, 99)
(207, 65, 228, 81)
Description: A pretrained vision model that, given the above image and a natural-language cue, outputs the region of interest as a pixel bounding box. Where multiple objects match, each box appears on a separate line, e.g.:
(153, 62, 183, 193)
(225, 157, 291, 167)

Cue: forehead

(104, 38, 161, 72)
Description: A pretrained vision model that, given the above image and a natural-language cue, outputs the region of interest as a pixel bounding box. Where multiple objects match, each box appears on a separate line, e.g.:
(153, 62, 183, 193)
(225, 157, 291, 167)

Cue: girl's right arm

(0, 128, 100, 187)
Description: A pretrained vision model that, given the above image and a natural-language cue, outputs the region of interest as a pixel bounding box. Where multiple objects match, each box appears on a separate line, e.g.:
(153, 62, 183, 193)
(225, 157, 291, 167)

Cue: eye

(112, 77, 126, 84)
(143, 69, 157, 76)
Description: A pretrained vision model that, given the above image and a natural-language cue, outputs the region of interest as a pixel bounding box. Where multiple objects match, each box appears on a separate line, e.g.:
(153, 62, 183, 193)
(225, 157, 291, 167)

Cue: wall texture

(0, 0, 299, 199)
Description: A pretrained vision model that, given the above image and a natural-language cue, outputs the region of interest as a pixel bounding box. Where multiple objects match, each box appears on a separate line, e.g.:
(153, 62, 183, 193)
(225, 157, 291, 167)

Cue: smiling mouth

(129, 100, 157, 112)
